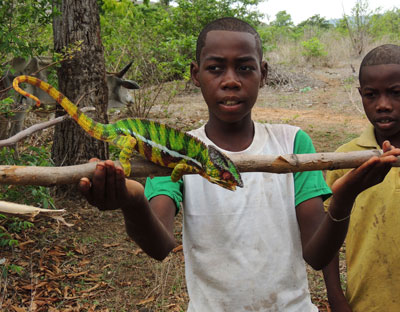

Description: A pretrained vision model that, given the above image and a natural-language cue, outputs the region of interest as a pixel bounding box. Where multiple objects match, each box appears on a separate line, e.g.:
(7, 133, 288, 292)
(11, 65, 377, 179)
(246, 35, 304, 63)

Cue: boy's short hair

(359, 44, 400, 81)
(196, 17, 263, 64)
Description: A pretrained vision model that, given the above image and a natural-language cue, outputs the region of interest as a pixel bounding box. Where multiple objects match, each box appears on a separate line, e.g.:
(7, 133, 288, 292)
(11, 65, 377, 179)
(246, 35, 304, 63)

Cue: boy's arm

(322, 255, 352, 312)
(79, 160, 178, 261)
(296, 142, 400, 270)
(321, 168, 352, 311)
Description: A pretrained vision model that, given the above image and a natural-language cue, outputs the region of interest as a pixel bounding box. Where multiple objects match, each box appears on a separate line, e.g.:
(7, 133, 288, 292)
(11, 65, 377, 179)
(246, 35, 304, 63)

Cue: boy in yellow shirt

(324, 44, 400, 311)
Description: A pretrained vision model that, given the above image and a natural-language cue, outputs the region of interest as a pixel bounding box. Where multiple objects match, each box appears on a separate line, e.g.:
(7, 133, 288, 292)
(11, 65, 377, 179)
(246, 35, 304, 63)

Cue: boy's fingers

(78, 177, 98, 206)
(115, 166, 128, 198)
(104, 161, 118, 204)
(382, 140, 392, 152)
(78, 177, 91, 196)
(80, 159, 129, 211)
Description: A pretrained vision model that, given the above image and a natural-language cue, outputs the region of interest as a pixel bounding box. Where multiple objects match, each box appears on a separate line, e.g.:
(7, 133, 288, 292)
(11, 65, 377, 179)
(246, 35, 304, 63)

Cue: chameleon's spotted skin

(13, 75, 243, 190)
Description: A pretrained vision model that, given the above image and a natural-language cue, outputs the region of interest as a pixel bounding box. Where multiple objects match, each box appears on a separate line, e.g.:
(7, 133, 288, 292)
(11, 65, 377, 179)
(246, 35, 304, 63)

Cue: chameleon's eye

(222, 171, 232, 181)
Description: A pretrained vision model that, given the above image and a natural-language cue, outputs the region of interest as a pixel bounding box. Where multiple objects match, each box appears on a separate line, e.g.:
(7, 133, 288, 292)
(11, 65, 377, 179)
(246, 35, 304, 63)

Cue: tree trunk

(52, 0, 108, 194)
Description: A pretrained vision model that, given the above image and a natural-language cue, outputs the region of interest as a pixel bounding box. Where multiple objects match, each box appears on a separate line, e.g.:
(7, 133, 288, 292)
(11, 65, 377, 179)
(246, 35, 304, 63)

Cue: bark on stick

(0, 150, 398, 186)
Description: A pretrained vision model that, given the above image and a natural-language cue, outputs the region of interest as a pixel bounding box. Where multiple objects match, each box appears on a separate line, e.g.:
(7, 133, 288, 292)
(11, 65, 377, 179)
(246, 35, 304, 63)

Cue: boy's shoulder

(335, 124, 378, 153)
(258, 122, 299, 132)
(255, 122, 300, 139)
(188, 122, 301, 144)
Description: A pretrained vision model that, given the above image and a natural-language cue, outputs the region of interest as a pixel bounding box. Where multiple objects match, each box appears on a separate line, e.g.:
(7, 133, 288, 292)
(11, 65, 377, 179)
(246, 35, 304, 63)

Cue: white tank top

(182, 122, 317, 312)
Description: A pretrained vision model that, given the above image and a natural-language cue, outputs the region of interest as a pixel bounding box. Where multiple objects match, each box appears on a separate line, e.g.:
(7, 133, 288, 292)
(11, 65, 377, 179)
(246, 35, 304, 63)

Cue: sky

(259, 0, 399, 25)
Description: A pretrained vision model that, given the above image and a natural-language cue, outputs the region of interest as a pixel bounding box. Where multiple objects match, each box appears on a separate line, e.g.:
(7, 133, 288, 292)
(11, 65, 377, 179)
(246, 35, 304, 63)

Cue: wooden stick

(0, 107, 95, 147)
(0, 200, 65, 216)
(0, 150, 398, 186)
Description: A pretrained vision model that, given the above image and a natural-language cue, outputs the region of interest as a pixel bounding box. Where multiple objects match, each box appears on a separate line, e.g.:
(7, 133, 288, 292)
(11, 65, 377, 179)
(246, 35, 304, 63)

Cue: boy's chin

(375, 125, 400, 142)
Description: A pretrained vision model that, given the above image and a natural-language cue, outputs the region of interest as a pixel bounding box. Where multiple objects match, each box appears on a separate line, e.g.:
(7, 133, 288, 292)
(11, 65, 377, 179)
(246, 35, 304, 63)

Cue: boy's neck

(375, 130, 400, 149)
(204, 117, 254, 152)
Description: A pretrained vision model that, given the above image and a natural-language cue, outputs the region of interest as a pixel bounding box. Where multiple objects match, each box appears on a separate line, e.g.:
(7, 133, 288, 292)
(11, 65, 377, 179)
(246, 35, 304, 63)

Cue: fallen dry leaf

(137, 296, 155, 305)
(103, 243, 120, 248)
(172, 245, 183, 253)
(18, 240, 35, 250)
(66, 270, 89, 278)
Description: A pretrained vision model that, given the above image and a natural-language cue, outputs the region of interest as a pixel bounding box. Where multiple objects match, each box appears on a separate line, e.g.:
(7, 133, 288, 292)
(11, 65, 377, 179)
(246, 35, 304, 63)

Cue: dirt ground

(1, 63, 369, 311)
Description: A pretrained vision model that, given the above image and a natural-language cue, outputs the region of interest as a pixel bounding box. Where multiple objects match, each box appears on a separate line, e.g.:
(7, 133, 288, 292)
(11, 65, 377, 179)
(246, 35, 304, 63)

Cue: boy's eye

(207, 65, 223, 71)
(362, 91, 376, 99)
(391, 89, 400, 97)
(238, 65, 255, 71)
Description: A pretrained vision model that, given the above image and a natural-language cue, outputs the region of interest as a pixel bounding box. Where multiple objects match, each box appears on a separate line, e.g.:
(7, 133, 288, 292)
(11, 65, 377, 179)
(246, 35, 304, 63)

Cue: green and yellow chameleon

(13, 75, 243, 191)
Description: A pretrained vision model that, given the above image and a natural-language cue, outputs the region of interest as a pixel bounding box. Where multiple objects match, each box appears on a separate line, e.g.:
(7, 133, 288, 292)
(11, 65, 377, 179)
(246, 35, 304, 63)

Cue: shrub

(301, 37, 328, 60)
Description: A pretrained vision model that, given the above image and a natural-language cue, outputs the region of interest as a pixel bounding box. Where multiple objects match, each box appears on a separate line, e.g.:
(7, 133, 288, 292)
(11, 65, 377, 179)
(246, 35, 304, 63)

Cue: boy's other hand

(79, 159, 142, 211)
(332, 140, 400, 198)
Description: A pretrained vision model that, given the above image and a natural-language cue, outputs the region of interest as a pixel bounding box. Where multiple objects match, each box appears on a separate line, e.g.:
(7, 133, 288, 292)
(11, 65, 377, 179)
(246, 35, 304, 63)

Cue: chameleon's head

(203, 145, 243, 191)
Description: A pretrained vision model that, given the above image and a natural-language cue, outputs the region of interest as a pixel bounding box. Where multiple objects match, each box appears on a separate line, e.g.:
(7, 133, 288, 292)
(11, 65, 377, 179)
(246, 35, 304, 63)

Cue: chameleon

(13, 75, 243, 191)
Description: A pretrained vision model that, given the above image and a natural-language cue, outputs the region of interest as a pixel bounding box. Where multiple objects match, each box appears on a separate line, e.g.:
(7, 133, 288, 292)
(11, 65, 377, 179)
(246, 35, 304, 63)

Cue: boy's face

(359, 64, 400, 145)
(191, 30, 267, 124)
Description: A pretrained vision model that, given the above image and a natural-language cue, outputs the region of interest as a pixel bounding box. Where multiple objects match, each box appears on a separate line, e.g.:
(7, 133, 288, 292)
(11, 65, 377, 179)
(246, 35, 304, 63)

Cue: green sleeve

(144, 176, 183, 214)
(293, 130, 332, 206)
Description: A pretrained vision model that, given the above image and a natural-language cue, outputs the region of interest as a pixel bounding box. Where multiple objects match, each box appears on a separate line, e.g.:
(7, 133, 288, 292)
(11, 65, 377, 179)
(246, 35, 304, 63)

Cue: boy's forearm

(121, 181, 178, 261)
(304, 194, 354, 268)
(323, 254, 352, 311)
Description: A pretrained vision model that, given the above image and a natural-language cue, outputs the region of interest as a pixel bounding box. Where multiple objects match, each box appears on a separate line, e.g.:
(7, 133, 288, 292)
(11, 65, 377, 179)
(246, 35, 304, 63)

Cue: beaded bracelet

(326, 209, 351, 222)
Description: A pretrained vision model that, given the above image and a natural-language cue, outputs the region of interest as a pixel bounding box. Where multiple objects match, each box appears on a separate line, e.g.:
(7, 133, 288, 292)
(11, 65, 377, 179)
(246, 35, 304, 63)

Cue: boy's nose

(376, 95, 393, 112)
(221, 69, 241, 89)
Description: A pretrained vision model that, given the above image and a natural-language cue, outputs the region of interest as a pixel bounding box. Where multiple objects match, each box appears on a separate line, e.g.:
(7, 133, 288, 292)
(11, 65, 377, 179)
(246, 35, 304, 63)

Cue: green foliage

(271, 10, 294, 27)
(0, 146, 55, 209)
(258, 11, 297, 52)
(0, 0, 57, 72)
(0, 214, 33, 248)
(0, 97, 15, 118)
(297, 14, 331, 29)
(100, 0, 263, 115)
(100, 0, 263, 84)
(369, 8, 400, 40)
(301, 37, 327, 59)
(0, 146, 54, 249)
(1, 260, 24, 278)
(0, 214, 33, 247)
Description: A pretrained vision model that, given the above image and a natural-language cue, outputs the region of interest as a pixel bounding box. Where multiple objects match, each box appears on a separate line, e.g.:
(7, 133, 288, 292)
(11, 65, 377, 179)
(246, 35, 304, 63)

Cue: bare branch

(0, 150, 398, 186)
(0, 107, 95, 147)
(0, 200, 65, 217)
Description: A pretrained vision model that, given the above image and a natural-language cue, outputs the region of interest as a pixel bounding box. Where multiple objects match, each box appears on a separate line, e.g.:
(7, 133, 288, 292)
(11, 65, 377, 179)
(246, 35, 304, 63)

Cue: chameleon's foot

(122, 165, 131, 177)
(171, 163, 199, 181)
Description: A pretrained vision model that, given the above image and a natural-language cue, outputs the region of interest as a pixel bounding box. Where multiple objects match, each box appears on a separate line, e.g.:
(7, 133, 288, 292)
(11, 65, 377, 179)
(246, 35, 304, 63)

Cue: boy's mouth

(375, 118, 396, 129)
(222, 100, 240, 106)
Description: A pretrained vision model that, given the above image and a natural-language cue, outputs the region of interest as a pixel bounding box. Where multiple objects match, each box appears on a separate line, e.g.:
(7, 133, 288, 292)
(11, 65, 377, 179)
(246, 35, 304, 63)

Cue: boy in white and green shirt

(146, 123, 331, 311)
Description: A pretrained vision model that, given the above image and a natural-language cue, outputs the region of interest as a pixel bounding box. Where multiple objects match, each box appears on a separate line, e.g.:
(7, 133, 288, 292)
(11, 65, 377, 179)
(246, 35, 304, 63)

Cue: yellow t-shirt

(325, 124, 400, 311)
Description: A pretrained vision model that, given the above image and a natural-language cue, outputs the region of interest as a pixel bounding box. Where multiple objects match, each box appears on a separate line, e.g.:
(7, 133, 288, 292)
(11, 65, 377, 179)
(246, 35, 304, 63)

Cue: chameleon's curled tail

(13, 75, 110, 141)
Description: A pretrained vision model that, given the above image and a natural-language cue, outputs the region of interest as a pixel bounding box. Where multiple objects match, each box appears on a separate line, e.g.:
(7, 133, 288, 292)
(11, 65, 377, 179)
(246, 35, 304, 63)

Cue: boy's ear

(260, 61, 268, 88)
(190, 61, 201, 87)
(357, 86, 362, 96)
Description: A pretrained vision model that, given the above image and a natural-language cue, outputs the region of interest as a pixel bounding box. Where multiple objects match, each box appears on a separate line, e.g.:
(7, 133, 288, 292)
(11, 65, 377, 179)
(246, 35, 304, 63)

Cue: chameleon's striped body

(13, 75, 243, 190)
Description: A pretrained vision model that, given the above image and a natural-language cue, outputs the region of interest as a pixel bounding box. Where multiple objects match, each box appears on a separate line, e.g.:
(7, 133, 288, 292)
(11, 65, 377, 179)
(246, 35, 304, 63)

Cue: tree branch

(0, 107, 95, 147)
(0, 200, 65, 217)
(0, 150, 398, 186)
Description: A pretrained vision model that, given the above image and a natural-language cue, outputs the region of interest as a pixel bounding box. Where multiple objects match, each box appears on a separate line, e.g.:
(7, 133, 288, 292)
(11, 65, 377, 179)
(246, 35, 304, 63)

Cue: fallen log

(0, 149, 398, 186)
